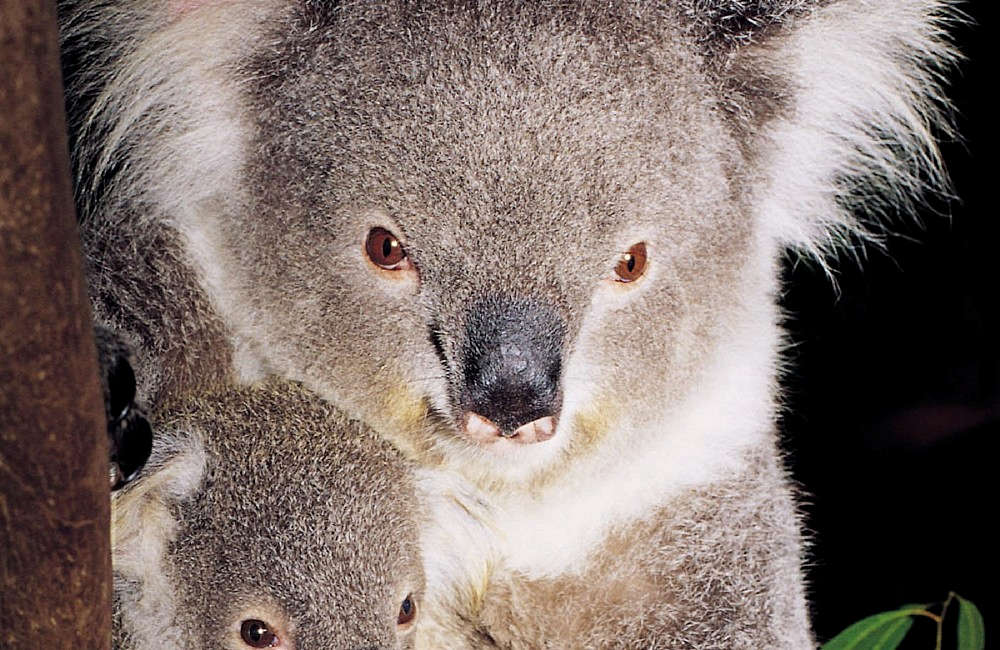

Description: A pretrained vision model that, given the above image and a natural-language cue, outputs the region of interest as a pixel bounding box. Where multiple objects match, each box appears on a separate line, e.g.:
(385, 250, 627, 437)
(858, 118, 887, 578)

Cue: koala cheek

(564, 308, 683, 431)
(378, 380, 430, 431)
(566, 398, 623, 456)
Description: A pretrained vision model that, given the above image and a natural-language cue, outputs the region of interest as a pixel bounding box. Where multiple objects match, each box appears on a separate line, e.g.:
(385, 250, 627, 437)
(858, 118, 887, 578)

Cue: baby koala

(110, 380, 423, 650)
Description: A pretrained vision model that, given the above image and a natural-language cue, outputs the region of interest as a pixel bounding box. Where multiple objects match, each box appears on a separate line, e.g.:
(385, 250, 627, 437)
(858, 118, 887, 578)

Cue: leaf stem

(937, 592, 957, 650)
(914, 610, 943, 625)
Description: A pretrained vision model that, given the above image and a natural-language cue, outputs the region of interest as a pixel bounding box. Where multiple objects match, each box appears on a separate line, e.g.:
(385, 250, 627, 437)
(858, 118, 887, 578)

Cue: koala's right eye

(240, 619, 279, 647)
(614, 242, 648, 283)
(365, 227, 411, 271)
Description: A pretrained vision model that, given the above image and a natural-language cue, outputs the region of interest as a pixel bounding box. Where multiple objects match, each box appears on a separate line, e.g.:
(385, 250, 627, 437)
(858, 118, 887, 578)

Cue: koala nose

(460, 296, 564, 440)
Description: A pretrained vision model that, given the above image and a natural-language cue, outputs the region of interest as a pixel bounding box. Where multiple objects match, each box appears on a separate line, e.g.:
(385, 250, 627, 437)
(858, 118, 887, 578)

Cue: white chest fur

(420, 293, 781, 600)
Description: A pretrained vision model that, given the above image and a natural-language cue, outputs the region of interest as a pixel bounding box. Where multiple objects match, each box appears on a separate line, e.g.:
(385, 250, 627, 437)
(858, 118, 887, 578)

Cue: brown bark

(0, 2, 111, 648)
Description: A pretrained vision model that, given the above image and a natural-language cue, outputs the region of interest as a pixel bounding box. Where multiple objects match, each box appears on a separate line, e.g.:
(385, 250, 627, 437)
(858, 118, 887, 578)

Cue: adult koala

(61, 1, 958, 646)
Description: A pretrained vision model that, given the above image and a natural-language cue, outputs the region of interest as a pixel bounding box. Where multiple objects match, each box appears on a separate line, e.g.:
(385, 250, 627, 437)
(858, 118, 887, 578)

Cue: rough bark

(0, 2, 111, 648)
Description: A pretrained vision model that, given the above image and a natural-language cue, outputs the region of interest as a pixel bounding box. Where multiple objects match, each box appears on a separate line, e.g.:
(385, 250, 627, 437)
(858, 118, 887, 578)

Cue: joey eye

(365, 227, 409, 270)
(240, 619, 279, 648)
(614, 242, 648, 283)
(397, 594, 417, 627)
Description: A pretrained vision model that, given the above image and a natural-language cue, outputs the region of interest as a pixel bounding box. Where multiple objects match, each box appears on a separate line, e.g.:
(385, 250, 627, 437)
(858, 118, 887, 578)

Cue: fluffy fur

(111, 380, 424, 649)
(62, 1, 957, 647)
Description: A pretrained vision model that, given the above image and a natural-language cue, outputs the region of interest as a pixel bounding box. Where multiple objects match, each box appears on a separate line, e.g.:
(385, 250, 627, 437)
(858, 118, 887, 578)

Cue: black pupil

(401, 598, 412, 615)
(241, 620, 274, 647)
(626, 255, 635, 272)
(382, 236, 394, 258)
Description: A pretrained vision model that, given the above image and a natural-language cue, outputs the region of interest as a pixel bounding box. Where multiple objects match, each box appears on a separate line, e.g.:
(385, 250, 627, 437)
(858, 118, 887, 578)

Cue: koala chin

(62, 0, 958, 646)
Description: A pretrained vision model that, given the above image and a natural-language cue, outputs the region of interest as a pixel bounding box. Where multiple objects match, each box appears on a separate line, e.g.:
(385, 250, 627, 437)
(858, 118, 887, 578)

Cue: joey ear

(704, 0, 959, 262)
(120, 432, 207, 504)
(111, 433, 207, 570)
(110, 434, 206, 641)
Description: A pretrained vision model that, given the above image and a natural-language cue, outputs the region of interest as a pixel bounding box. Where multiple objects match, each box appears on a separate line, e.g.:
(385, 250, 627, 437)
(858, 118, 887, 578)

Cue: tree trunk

(0, 2, 111, 648)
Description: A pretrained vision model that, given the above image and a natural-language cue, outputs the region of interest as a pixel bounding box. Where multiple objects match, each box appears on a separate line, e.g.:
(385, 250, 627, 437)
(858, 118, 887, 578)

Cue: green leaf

(870, 617, 914, 650)
(956, 595, 985, 650)
(822, 609, 923, 650)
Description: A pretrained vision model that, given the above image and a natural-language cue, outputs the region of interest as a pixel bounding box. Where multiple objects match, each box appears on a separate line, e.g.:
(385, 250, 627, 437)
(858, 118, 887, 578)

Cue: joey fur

(61, 1, 958, 647)
(111, 380, 424, 650)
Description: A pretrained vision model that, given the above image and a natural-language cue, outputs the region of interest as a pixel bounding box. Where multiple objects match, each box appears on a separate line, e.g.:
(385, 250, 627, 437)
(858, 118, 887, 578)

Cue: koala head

(72, 1, 954, 488)
(111, 381, 424, 650)
(218, 3, 753, 484)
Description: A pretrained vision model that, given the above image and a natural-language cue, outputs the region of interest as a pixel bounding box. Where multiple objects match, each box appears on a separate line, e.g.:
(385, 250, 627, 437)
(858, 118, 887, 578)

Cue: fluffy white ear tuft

(111, 432, 206, 648)
(745, 0, 960, 266)
(60, 1, 269, 232)
(111, 432, 206, 577)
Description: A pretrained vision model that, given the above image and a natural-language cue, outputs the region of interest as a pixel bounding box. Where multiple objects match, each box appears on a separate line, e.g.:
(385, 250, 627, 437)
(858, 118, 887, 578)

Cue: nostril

(461, 338, 561, 433)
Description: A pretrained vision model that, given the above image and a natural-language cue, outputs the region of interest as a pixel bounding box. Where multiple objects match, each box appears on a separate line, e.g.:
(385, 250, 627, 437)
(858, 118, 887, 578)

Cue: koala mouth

(462, 411, 557, 445)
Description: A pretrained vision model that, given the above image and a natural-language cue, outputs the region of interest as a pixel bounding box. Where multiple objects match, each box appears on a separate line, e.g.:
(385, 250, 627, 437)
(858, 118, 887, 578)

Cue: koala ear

(60, 0, 258, 229)
(111, 433, 206, 579)
(110, 432, 206, 646)
(705, 0, 959, 263)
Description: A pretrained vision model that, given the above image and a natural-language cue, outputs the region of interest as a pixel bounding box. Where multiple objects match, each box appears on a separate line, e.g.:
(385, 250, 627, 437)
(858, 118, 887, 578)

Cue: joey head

(111, 380, 424, 650)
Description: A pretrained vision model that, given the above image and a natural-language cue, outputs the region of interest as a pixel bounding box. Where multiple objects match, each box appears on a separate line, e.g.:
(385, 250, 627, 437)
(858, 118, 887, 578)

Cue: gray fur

(477, 452, 810, 649)
(61, 1, 958, 647)
(111, 380, 423, 649)
(678, 0, 823, 44)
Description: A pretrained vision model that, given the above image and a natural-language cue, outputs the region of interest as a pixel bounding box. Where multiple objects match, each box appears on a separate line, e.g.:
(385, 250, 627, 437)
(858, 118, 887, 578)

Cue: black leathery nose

(461, 296, 564, 434)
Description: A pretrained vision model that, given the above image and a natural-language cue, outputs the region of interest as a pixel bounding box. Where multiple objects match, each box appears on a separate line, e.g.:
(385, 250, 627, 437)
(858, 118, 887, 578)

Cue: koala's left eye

(397, 593, 417, 628)
(614, 242, 648, 283)
(240, 619, 279, 647)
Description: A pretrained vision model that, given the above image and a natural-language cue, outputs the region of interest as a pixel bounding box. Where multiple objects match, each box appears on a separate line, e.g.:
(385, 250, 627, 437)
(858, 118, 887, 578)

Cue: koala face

(112, 381, 423, 650)
(77, 0, 949, 492)
(206, 4, 757, 485)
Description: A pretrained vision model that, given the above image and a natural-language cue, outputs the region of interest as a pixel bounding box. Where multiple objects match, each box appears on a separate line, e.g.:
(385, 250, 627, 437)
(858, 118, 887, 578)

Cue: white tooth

(464, 412, 500, 442)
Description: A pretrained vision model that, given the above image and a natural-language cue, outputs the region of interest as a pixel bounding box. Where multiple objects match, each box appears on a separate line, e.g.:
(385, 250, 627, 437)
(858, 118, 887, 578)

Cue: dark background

(781, 2, 995, 644)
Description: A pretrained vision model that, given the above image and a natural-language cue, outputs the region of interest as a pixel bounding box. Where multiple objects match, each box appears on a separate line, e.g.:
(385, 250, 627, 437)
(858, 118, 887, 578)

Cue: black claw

(113, 416, 153, 488)
(95, 326, 153, 490)
(106, 354, 136, 422)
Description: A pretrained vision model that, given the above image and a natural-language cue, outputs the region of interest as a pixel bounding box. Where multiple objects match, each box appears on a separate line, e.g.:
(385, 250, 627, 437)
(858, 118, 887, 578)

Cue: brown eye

(397, 594, 417, 627)
(614, 242, 648, 283)
(365, 227, 408, 269)
(240, 619, 278, 648)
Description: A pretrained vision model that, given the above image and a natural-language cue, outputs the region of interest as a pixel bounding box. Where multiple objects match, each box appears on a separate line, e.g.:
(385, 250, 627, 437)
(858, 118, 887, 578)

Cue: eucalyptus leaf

(822, 608, 922, 650)
(870, 617, 914, 650)
(956, 595, 985, 650)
